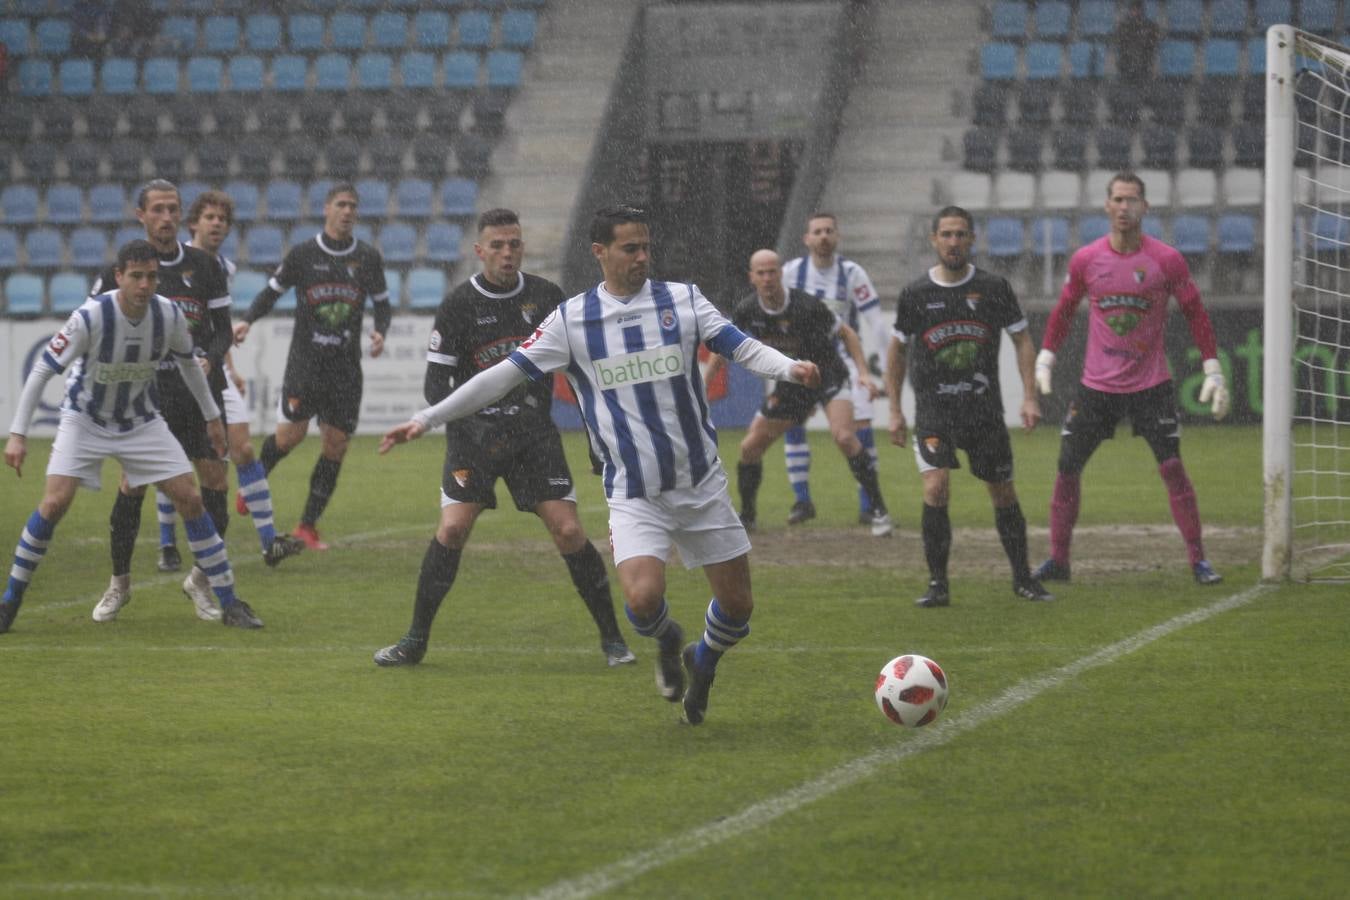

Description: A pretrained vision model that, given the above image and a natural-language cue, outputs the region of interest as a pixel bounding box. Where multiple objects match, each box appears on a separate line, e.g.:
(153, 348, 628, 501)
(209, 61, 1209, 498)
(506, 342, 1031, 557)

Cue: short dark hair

(187, 190, 235, 230)
(806, 211, 837, 226)
(589, 204, 648, 245)
(1107, 171, 1147, 199)
(116, 239, 160, 271)
(931, 206, 975, 234)
(326, 181, 359, 204)
(477, 208, 520, 232)
(136, 179, 179, 210)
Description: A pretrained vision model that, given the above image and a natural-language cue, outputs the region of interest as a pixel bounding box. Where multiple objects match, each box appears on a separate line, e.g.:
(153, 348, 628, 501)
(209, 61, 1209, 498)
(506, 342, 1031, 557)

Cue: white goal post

(1263, 25, 1350, 582)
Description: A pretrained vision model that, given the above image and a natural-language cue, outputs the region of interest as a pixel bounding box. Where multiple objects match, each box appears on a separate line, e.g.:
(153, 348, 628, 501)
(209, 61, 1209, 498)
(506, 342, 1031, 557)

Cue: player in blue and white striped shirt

(379, 206, 819, 725)
(1, 240, 263, 633)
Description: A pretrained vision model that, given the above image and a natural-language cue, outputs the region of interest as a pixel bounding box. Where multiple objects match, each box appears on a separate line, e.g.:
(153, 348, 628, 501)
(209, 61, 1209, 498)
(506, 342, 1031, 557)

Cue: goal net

(1264, 26, 1350, 581)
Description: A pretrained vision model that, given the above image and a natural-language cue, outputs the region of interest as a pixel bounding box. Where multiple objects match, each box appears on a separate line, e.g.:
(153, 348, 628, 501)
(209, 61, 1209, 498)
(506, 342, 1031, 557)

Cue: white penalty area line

(525, 581, 1277, 900)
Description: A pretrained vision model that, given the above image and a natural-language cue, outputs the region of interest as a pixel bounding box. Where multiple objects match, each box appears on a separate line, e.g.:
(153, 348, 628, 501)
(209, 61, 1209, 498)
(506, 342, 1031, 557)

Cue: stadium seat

(100, 56, 137, 95)
(1246, 37, 1266, 76)
(288, 14, 324, 53)
(1105, 82, 1143, 126)
(1312, 211, 1349, 253)
(34, 18, 70, 55)
(500, 10, 537, 48)
(1203, 39, 1241, 80)
(356, 52, 394, 91)
(88, 184, 127, 223)
(1142, 216, 1164, 240)
(1209, 0, 1248, 35)
(1051, 129, 1088, 170)
(394, 178, 434, 218)
(1094, 126, 1132, 171)
(383, 268, 404, 309)
(407, 267, 446, 310)
(314, 53, 351, 91)
(457, 10, 492, 48)
(179, 181, 208, 212)
(1040, 171, 1081, 209)
(68, 228, 107, 269)
(1223, 168, 1262, 207)
(1006, 128, 1043, 172)
(245, 224, 284, 267)
(378, 222, 416, 264)
(1145, 80, 1187, 126)
(228, 55, 264, 93)
(142, 56, 178, 94)
(413, 11, 452, 49)
(203, 15, 240, 53)
(1158, 40, 1197, 80)
(112, 224, 143, 252)
(25, 227, 63, 268)
(1300, 0, 1337, 34)
(1254, 0, 1291, 30)
(1135, 169, 1172, 207)
(0, 99, 34, 143)
(366, 135, 403, 177)
(304, 180, 334, 218)
(962, 128, 998, 173)
(1076, 1, 1114, 38)
(50, 271, 89, 313)
(1141, 125, 1179, 170)
(1017, 82, 1053, 127)
(401, 50, 437, 90)
(45, 183, 82, 225)
(83, 102, 121, 142)
(224, 180, 261, 222)
(0, 228, 19, 271)
(1233, 122, 1264, 168)
(443, 50, 479, 88)
(1195, 80, 1236, 127)
(1166, 0, 1204, 37)
(17, 59, 53, 95)
(4, 273, 45, 315)
(1024, 42, 1062, 80)
(18, 138, 58, 182)
(1069, 42, 1105, 80)
(485, 51, 522, 89)
(186, 56, 223, 93)
(1029, 216, 1069, 257)
(286, 222, 319, 250)
(1033, 1, 1070, 38)
(107, 138, 145, 181)
(193, 140, 232, 181)
(453, 130, 492, 180)
(979, 43, 1017, 81)
(159, 15, 197, 53)
(352, 223, 375, 246)
(1186, 129, 1224, 169)
(994, 171, 1036, 208)
(370, 12, 407, 49)
(948, 172, 992, 210)
(984, 217, 1025, 260)
(990, 1, 1027, 40)
(238, 142, 275, 180)
(325, 136, 362, 179)
(405, 134, 447, 179)
(271, 54, 308, 92)
(57, 58, 94, 95)
(244, 14, 282, 53)
(355, 178, 391, 217)
(265, 180, 303, 222)
(1060, 82, 1098, 127)
(0, 19, 30, 57)
(62, 140, 100, 186)
(38, 96, 76, 142)
(1175, 168, 1218, 207)
(1217, 214, 1257, 255)
(1, 184, 40, 225)
(232, 269, 267, 313)
(330, 12, 366, 51)
(970, 83, 1008, 127)
(424, 221, 463, 265)
(1172, 215, 1211, 255)
(440, 178, 478, 216)
(150, 136, 190, 182)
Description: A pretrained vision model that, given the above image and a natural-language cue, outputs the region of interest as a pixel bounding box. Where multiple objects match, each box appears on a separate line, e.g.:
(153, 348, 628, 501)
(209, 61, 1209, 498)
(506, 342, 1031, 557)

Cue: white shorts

(221, 376, 247, 427)
(844, 356, 875, 421)
(47, 412, 193, 490)
(607, 466, 750, 569)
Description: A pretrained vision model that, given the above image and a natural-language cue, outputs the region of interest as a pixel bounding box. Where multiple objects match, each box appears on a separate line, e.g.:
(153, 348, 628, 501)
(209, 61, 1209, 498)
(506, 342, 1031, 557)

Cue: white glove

(1034, 349, 1056, 395)
(1198, 358, 1230, 421)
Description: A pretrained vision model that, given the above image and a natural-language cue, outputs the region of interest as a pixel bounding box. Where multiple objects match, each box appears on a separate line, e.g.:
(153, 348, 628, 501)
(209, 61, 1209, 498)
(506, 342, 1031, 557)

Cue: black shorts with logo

(279, 363, 362, 434)
(441, 421, 575, 512)
(914, 418, 1014, 483)
(1063, 381, 1178, 444)
(759, 373, 849, 424)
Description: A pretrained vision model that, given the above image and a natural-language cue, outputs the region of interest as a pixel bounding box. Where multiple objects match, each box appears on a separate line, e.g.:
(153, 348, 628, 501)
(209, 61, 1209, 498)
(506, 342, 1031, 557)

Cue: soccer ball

(874, 654, 949, 727)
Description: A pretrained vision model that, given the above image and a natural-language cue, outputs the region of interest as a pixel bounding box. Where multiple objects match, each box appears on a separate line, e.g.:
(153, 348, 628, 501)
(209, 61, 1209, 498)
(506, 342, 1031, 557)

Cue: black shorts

(279, 364, 362, 434)
(759, 375, 848, 424)
(1063, 381, 1179, 445)
(441, 423, 575, 512)
(157, 370, 225, 461)
(914, 419, 1014, 483)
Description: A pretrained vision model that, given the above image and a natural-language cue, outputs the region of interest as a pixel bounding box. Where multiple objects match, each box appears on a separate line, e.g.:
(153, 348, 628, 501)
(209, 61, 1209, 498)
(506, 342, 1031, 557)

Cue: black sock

(737, 461, 762, 519)
(201, 486, 228, 538)
(301, 456, 342, 525)
(921, 503, 951, 584)
(259, 434, 287, 475)
(563, 541, 622, 643)
(995, 501, 1031, 580)
(408, 539, 462, 642)
(847, 450, 886, 514)
(110, 489, 145, 576)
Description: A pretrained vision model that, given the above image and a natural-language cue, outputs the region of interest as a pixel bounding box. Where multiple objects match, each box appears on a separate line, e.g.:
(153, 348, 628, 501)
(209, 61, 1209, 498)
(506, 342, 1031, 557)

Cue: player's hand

(232, 321, 251, 345)
(5, 433, 27, 477)
(858, 374, 881, 401)
(205, 418, 227, 459)
(792, 361, 820, 389)
(1021, 396, 1041, 433)
(369, 331, 385, 358)
(1035, 349, 1055, 395)
(1198, 358, 1230, 421)
(231, 369, 246, 395)
(197, 355, 212, 377)
(379, 419, 426, 454)
(888, 411, 908, 449)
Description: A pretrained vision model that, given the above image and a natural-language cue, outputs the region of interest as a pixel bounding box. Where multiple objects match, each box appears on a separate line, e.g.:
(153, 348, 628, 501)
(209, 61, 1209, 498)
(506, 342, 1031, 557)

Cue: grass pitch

(1, 425, 1346, 898)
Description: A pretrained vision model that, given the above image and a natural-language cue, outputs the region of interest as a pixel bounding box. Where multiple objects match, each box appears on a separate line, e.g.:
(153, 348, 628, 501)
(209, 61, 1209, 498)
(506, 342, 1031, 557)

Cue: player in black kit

(372, 209, 635, 668)
(233, 182, 392, 551)
(90, 179, 262, 628)
(708, 249, 891, 535)
(886, 206, 1051, 608)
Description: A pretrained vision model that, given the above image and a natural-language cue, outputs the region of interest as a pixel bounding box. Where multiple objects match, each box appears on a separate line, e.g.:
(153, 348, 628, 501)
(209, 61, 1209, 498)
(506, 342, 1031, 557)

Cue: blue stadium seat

(1078, 214, 1110, 245)
(407, 266, 446, 310)
(440, 178, 477, 216)
(1075, 1, 1114, 38)
(288, 14, 325, 53)
(1172, 215, 1211, 255)
(1024, 42, 1062, 81)
(1068, 41, 1104, 79)
(1158, 40, 1197, 80)
(88, 184, 126, 223)
(0, 228, 19, 270)
(45, 183, 82, 224)
(1247, 37, 1266, 76)
(1300, 0, 1337, 34)
(1209, 0, 1248, 35)
(401, 51, 436, 89)
(244, 14, 282, 53)
(979, 43, 1017, 81)
(355, 178, 390, 216)
(352, 223, 374, 245)
(1254, 0, 1292, 30)
(160, 15, 197, 52)
(1312, 211, 1348, 252)
(111, 224, 143, 253)
(1217, 214, 1257, 255)
(219, 228, 239, 265)
(424, 221, 462, 264)
(1166, 0, 1204, 37)
(202, 15, 240, 53)
(413, 11, 452, 49)
(378, 222, 416, 264)
(443, 50, 479, 88)
(17, 59, 53, 95)
(271, 54, 308, 92)
(245, 224, 285, 267)
(34, 18, 70, 55)
(1, 185, 40, 225)
(370, 12, 407, 49)
(49, 271, 89, 313)
(395, 178, 434, 218)
(384, 268, 403, 308)
(58, 58, 94, 95)
(500, 10, 537, 48)
(329, 12, 366, 51)
(1203, 39, 1240, 79)
(486, 51, 522, 88)
(1034, 1, 1070, 39)
(286, 222, 318, 249)
(25, 227, 63, 268)
(1142, 216, 1164, 240)
(225, 180, 261, 223)
(1029, 216, 1069, 256)
(265, 179, 304, 221)
(178, 180, 208, 212)
(356, 52, 394, 91)
(142, 57, 179, 94)
(100, 56, 137, 94)
(228, 55, 265, 92)
(985, 217, 1025, 259)
(186, 56, 223, 93)
(4, 273, 45, 315)
(68, 227, 107, 268)
(990, 1, 1028, 40)
(457, 10, 492, 48)
(0, 19, 30, 56)
(305, 180, 334, 217)
(314, 53, 351, 91)
(232, 269, 267, 313)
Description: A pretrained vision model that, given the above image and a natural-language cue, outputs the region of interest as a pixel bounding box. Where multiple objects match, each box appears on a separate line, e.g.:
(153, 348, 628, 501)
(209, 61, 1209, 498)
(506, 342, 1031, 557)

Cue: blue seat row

(990, 0, 1338, 42)
(980, 36, 1266, 81)
(982, 212, 1258, 259)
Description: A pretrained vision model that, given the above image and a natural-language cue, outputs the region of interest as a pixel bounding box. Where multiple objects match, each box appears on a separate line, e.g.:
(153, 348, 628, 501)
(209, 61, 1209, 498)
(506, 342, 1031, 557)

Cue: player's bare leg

(617, 555, 686, 702)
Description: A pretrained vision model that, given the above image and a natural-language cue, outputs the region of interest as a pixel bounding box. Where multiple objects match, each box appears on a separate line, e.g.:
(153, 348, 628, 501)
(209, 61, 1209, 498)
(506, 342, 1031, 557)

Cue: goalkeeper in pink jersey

(1031, 172, 1231, 586)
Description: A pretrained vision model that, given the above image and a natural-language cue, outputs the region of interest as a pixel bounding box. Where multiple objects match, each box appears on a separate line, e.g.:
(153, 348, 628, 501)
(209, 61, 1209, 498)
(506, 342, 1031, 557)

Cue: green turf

(1, 425, 1346, 898)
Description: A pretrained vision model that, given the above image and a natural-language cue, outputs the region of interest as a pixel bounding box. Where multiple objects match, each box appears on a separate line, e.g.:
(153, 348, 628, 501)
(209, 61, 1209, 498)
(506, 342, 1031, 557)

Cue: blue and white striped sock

(625, 598, 682, 651)
(5, 510, 55, 604)
(155, 489, 177, 548)
(183, 513, 238, 608)
(236, 460, 277, 550)
(856, 427, 877, 514)
(784, 425, 812, 503)
(694, 598, 750, 672)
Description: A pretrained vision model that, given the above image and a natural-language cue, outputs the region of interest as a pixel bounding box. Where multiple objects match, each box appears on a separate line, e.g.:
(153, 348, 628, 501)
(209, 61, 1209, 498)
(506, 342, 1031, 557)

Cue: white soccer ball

(874, 654, 949, 727)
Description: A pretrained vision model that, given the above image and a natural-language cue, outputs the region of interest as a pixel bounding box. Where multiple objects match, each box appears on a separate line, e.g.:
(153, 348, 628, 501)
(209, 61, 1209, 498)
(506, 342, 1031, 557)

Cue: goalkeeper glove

(1198, 358, 1230, 421)
(1034, 349, 1056, 395)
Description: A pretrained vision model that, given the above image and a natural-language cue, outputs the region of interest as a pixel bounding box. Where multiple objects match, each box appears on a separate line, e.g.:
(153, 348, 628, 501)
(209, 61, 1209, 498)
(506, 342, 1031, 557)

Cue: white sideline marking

(525, 583, 1275, 900)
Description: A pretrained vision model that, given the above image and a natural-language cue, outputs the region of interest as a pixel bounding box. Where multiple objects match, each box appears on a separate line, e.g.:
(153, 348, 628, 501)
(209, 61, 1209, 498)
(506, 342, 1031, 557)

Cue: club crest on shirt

(660, 309, 676, 330)
(453, 468, 471, 487)
(1133, 268, 1146, 284)
(347, 261, 360, 279)
(924, 436, 942, 453)
(180, 268, 193, 288)
(520, 303, 537, 324)
(429, 329, 442, 351)
(965, 292, 981, 311)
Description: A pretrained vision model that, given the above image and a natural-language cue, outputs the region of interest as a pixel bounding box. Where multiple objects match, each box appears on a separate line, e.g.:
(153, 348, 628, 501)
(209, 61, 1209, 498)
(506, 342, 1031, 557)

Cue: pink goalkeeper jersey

(1042, 235, 1217, 394)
